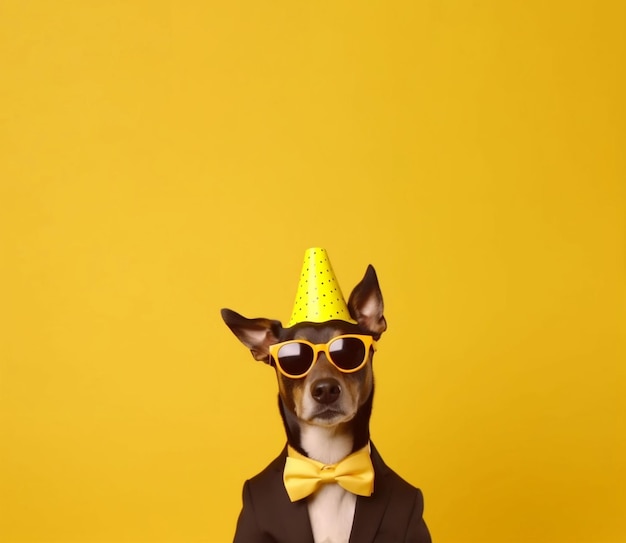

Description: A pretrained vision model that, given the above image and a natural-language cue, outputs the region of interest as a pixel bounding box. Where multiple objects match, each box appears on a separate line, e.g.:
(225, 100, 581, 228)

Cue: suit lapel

(348, 444, 392, 543)
(270, 448, 316, 543)
(278, 499, 314, 542)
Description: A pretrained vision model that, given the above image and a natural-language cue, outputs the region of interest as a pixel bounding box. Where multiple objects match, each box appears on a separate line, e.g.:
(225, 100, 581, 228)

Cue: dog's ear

(221, 308, 282, 362)
(347, 265, 387, 339)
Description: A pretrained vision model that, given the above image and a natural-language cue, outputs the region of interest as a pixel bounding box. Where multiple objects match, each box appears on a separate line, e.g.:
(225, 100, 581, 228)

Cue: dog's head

(221, 265, 386, 444)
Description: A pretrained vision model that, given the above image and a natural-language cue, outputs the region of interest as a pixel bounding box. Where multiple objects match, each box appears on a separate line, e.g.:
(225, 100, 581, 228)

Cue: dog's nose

(311, 378, 342, 404)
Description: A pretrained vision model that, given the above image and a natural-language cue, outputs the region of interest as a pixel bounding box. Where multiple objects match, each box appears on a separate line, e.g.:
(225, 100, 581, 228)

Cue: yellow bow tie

(283, 445, 375, 502)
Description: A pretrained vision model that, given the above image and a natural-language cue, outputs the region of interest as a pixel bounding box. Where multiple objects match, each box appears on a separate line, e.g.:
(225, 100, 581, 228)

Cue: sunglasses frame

(268, 334, 377, 379)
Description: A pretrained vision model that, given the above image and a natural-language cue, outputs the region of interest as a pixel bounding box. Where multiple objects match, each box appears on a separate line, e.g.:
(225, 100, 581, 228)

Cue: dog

(221, 253, 431, 543)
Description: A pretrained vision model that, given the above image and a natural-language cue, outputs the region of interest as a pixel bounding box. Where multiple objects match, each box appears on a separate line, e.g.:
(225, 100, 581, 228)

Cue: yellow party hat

(288, 248, 356, 326)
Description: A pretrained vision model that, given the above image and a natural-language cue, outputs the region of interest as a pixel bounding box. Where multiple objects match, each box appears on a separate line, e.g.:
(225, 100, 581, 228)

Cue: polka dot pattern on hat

(287, 248, 355, 326)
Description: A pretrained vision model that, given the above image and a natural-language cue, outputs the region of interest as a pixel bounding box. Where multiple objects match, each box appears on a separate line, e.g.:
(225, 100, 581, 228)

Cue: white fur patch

(300, 426, 356, 543)
(300, 425, 353, 465)
(308, 484, 356, 543)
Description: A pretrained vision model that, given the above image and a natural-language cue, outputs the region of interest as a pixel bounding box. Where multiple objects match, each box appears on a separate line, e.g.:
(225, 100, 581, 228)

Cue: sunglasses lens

(329, 337, 367, 370)
(277, 342, 314, 376)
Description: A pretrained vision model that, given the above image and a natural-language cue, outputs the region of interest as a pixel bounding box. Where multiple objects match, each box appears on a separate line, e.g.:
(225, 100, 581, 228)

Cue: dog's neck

(300, 424, 354, 464)
(279, 390, 373, 464)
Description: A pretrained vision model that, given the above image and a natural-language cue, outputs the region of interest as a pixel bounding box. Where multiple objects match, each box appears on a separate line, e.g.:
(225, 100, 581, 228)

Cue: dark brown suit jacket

(233, 443, 432, 543)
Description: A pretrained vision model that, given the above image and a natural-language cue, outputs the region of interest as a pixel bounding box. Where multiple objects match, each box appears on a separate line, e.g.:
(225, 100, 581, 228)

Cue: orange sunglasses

(268, 334, 377, 379)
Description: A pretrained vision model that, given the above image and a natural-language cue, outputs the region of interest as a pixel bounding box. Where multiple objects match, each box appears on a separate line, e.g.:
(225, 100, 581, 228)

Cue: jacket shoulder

(361, 444, 431, 542)
(246, 447, 287, 485)
(234, 448, 313, 543)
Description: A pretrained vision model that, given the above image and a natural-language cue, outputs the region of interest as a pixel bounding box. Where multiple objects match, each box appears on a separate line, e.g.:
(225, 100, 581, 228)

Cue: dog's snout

(311, 378, 341, 404)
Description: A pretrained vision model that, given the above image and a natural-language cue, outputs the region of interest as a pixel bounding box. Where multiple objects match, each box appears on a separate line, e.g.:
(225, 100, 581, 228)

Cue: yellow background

(1, 1, 624, 542)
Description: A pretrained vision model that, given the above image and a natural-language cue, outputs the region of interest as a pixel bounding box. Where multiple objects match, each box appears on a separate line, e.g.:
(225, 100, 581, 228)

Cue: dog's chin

(308, 409, 354, 427)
